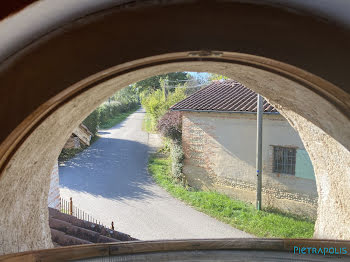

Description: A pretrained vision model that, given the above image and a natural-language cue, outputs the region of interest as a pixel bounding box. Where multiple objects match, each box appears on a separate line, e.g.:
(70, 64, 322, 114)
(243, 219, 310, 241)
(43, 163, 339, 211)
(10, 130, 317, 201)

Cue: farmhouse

(171, 80, 317, 218)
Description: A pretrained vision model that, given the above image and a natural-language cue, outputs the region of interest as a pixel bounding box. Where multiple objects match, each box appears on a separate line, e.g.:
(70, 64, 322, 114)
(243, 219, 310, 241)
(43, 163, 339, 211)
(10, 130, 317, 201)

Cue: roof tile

(171, 80, 277, 113)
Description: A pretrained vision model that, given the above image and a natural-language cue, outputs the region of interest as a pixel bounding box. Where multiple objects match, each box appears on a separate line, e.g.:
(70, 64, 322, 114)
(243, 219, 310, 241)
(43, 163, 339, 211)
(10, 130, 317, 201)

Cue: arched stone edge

(1, 51, 349, 176)
(1, 54, 350, 253)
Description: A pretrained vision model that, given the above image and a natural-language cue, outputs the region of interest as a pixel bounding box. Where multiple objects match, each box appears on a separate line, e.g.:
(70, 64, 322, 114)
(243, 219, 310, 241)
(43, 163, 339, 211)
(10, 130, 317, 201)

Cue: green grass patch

(99, 107, 139, 129)
(148, 153, 315, 238)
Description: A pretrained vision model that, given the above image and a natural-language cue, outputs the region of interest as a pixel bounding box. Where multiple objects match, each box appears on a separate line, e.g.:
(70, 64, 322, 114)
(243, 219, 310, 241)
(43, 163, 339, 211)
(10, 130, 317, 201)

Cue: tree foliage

(134, 72, 188, 93)
(209, 73, 230, 81)
(83, 109, 100, 136)
(83, 86, 139, 136)
(112, 85, 139, 104)
(141, 88, 187, 131)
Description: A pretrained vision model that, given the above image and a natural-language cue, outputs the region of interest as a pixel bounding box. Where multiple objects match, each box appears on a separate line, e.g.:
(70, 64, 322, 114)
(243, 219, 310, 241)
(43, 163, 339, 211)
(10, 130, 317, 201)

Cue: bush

(140, 82, 186, 180)
(157, 111, 182, 141)
(141, 88, 186, 131)
(82, 109, 100, 135)
(170, 140, 184, 180)
(99, 101, 139, 127)
(141, 89, 165, 122)
(157, 112, 184, 181)
(82, 87, 139, 136)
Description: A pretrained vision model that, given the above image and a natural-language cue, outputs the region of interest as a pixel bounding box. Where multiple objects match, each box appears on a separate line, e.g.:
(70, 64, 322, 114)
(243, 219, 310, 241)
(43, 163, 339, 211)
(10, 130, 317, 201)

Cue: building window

(273, 146, 296, 175)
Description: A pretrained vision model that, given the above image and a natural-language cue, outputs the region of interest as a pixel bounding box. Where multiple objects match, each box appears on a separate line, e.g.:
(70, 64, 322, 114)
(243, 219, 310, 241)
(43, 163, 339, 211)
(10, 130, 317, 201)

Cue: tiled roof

(171, 80, 277, 113)
(49, 208, 137, 247)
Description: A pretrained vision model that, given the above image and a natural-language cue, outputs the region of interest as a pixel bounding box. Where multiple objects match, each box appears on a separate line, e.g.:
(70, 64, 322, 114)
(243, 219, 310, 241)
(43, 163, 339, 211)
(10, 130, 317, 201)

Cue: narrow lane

(59, 108, 252, 239)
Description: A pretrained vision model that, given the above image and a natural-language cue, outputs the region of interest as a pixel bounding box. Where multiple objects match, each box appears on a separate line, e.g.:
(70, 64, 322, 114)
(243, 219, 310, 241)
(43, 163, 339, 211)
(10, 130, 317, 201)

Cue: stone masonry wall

(47, 161, 60, 210)
(182, 111, 318, 218)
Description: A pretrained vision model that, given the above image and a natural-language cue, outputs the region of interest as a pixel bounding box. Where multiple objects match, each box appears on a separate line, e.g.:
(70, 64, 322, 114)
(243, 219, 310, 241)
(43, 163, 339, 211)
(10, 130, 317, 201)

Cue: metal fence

(60, 197, 113, 229)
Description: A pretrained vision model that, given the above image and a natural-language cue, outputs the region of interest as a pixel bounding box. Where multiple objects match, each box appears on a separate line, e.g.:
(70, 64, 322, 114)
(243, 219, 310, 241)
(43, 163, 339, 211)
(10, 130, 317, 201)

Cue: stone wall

(182, 111, 318, 218)
(0, 0, 349, 253)
(73, 124, 92, 146)
(47, 161, 60, 210)
(275, 108, 350, 239)
(63, 136, 80, 149)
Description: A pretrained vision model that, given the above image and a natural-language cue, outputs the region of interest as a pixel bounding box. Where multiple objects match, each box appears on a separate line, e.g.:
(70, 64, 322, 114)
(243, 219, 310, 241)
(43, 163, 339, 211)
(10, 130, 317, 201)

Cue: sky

(187, 72, 210, 79)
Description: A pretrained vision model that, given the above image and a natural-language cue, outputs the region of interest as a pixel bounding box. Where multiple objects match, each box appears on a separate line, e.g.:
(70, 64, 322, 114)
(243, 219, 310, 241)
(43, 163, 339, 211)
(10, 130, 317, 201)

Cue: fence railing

(60, 197, 114, 230)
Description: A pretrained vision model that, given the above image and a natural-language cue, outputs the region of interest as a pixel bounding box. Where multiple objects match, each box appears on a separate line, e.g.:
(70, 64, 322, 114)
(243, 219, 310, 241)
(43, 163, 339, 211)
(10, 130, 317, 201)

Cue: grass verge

(148, 153, 315, 238)
(99, 107, 139, 129)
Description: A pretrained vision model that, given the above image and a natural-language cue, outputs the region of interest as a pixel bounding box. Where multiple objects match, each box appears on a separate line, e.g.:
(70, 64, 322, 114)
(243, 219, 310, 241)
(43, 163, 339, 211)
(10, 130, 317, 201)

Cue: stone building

(63, 124, 93, 149)
(171, 80, 317, 218)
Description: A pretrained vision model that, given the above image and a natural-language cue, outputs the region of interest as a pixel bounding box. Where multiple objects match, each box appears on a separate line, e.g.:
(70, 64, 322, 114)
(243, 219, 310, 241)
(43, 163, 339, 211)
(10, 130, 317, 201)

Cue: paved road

(59, 108, 252, 240)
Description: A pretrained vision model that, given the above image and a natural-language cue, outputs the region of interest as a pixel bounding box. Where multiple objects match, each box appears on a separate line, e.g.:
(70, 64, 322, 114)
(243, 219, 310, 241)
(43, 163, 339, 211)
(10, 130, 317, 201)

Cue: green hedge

(82, 109, 100, 135)
(170, 140, 184, 180)
(82, 89, 139, 136)
(99, 101, 139, 126)
(141, 87, 187, 180)
(140, 88, 186, 131)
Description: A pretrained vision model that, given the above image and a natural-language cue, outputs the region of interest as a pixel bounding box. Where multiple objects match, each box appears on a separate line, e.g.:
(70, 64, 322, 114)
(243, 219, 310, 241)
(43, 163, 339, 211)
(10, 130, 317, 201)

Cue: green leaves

(208, 74, 230, 81)
(135, 72, 189, 93)
(141, 88, 187, 132)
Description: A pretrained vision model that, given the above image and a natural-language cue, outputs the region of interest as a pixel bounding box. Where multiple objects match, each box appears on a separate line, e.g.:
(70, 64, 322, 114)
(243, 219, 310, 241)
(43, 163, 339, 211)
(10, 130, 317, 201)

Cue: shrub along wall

(170, 140, 184, 180)
(157, 111, 182, 141)
(157, 111, 185, 180)
(141, 87, 187, 180)
(141, 88, 186, 132)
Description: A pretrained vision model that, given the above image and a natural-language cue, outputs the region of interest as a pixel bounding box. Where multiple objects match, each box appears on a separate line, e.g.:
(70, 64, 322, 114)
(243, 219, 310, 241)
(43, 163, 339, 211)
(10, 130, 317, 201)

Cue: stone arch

(0, 1, 349, 254)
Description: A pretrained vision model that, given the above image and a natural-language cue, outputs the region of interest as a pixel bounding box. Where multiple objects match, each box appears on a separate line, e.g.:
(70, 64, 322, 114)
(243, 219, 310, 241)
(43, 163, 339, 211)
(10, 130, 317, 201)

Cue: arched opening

(0, 0, 349, 256)
(1, 56, 349, 254)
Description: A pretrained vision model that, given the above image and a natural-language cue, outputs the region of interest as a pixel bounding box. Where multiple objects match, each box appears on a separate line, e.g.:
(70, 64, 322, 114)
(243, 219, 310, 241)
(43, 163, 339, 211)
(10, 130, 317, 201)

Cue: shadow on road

(59, 137, 155, 201)
(97, 131, 111, 135)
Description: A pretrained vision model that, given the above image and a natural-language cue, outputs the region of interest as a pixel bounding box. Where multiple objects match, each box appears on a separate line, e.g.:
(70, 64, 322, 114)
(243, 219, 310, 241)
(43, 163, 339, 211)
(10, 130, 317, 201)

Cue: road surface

(59, 108, 252, 240)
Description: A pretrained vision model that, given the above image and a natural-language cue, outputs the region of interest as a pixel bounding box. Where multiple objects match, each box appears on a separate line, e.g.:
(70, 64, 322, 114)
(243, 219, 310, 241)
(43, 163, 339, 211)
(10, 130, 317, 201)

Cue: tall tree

(134, 72, 189, 93)
(208, 73, 230, 81)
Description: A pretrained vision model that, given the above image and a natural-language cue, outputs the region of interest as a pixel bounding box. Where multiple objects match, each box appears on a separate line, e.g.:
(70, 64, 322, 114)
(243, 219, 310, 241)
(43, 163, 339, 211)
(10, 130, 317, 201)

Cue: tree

(134, 72, 189, 93)
(112, 85, 139, 104)
(208, 73, 230, 81)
